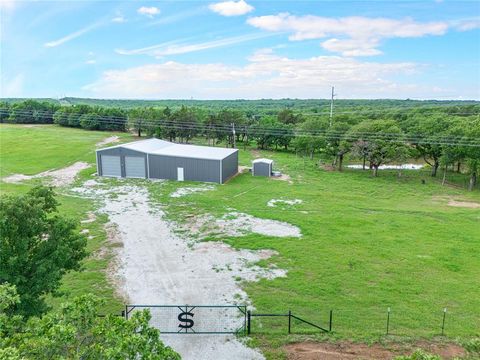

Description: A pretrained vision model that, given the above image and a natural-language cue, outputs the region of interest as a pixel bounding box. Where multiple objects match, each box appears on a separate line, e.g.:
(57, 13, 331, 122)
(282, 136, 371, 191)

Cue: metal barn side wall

(222, 151, 239, 183)
(253, 162, 271, 177)
(148, 155, 222, 183)
(96, 147, 147, 178)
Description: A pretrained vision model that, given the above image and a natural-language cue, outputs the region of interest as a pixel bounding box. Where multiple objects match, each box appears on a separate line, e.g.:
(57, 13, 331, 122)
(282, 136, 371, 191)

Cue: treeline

(1, 99, 479, 189)
(0, 100, 127, 131)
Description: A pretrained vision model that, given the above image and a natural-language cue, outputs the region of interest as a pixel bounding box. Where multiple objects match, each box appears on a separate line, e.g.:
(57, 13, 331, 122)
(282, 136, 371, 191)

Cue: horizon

(1, 0, 479, 100)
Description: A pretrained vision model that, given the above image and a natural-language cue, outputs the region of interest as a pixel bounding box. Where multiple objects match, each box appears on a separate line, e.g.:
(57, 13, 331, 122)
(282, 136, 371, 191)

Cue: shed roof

(97, 138, 237, 161)
(252, 158, 274, 164)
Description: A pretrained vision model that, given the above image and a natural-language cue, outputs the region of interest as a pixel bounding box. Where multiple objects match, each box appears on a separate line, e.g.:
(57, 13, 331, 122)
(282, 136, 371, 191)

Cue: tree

(451, 117, 480, 190)
(7, 100, 58, 124)
(324, 122, 351, 170)
(79, 113, 100, 130)
(0, 187, 87, 316)
(277, 108, 301, 125)
(406, 115, 452, 177)
(292, 118, 327, 159)
(349, 120, 407, 177)
(0, 285, 180, 360)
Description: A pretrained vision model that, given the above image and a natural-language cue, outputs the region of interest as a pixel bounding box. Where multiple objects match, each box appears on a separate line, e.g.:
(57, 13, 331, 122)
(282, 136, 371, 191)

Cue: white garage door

(101, 155, 121, 177)
(125, 156, 145, 178)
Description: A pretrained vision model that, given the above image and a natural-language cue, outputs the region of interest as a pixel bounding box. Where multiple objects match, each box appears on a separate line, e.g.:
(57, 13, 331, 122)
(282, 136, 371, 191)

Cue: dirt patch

(3, 162, 90, 187)
(284, 341, 465, 360)
(447, 200, 480, 208)
(190, 212, 302, 238)
(81, 212, 97, 223)
(251, 149, 261, 157)
(238, 165, 251, 173)
(268, 199, 303, 207)
(170, 184, 215, 198)
(432, 195, 480, 209)
(96, 136, 120, 147)
(272, 173, 292, 183)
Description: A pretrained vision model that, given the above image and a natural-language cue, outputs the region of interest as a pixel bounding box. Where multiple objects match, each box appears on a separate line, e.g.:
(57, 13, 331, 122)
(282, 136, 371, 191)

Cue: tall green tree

(324, 121, 351, 170)
(406, 115, 452, 177)
(349, 120, 407, 177)
(0, 187, 87, 316)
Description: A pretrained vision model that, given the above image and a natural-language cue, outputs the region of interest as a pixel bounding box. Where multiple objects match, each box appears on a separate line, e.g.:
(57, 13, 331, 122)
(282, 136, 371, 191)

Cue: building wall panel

(148, 155, 221, 183)
(222, 151, 239, 182)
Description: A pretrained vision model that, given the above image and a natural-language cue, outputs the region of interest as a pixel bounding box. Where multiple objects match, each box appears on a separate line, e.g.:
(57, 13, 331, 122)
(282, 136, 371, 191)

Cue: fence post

(329, 310, 333, 332)
(125, 305, 129, 320)
(441, 308, 447, 336)
(386, 307, 391, 335)
(247, 310, 251, 335)
(288, 310, 291, 334)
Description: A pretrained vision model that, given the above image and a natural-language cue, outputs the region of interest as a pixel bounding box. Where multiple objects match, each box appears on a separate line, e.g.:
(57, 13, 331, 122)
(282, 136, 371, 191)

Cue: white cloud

(247, 13, 449, 56)
(137, 6, 160, 18)
(85, 59, 96, 65)
(112, 16, 126, 23)
(209, 0, 254, 16)
(115, 33, 276, 57)
(84, 50, 426, 99)
(44, 21, 102, 47)
(0, 0, 17, 12)
(452, 18, 480, 31)
(1, 73, 25, 97)
(321, 38, 383, 57)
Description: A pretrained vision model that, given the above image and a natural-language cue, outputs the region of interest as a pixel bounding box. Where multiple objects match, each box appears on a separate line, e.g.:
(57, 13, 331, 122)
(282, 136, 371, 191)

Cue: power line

(1, 109, 479, 147)
(2, 109, 478, 146)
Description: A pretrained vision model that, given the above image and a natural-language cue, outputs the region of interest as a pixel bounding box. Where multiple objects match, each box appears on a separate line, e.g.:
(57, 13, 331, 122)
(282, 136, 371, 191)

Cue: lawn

(150, 148, 480, 358)
(0, 124, 129, 177)
(0, 124, 133, 314)
(1, 124, 479, 358)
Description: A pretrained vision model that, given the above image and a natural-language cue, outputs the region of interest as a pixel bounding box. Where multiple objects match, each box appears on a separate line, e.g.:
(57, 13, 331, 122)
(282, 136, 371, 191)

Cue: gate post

(247, 310, 251, 335)
(288, 310, 291, 334)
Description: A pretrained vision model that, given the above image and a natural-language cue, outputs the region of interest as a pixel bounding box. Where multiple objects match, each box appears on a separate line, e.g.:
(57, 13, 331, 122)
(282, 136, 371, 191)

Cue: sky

(1, 0, 479, 100)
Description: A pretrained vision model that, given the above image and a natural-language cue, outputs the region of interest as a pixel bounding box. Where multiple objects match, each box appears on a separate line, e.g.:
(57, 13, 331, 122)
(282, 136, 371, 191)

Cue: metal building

(252, 158, 273, 177)
(96, 138, 238, 184)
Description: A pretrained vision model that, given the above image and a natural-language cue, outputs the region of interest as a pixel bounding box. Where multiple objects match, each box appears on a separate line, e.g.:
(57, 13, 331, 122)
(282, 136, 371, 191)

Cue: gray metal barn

(252, 158, 273, 177)
(96, 138, 238, 184)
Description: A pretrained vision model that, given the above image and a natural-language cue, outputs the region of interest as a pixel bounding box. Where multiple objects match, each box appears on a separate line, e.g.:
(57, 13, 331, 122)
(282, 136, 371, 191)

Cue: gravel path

(72, 180, 287, 359)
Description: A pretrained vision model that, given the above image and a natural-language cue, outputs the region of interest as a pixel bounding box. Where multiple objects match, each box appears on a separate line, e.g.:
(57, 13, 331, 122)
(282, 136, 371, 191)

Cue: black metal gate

(125, 304, 247, 334)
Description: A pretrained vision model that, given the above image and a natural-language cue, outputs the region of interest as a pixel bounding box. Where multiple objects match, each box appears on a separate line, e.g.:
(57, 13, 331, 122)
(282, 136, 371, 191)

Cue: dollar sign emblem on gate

(178, 310, 194, 329)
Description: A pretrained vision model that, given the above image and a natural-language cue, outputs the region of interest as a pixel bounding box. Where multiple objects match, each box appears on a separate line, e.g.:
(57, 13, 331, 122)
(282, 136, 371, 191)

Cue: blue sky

(1, 0, 479, 99)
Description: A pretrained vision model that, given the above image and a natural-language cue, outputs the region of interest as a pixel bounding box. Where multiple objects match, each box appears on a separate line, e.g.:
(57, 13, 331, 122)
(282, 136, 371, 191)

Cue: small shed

(96, 138, 238, 184)
(252, 158, 273, 177)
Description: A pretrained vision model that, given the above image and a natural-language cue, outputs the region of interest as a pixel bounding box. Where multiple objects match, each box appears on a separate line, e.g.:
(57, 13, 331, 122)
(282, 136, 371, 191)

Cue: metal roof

(97, 138, 237, 161)
(252, 158, 274, 164)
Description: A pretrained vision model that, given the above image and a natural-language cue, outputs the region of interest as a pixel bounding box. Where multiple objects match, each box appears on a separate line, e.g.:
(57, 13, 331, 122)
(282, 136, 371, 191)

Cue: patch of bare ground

(448, 200, 480, 208)
(284, 341, 465, 360)
(432, 196, 480, 209)
(2, 162, 90, 187)
(272, 173, 292, 183)
(238, 165, 250, 173)
(96, 136, 120, 147)
(102, 223, 128, 303)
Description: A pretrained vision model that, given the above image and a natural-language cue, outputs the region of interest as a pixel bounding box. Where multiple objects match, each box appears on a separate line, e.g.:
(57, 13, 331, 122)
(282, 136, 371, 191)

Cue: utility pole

(231, 122, 236, 148)
(329, 86, 336, 127)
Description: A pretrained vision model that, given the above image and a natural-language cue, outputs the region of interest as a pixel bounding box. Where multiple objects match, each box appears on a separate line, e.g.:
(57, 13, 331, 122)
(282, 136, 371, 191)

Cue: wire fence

(245, 307, 479, 338)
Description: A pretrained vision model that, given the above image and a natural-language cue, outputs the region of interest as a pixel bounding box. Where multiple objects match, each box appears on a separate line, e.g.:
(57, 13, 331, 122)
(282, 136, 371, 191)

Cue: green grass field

(1, 124, 479, 358)
(0, 124, 132, 314)
(150, 147, 480, 357)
